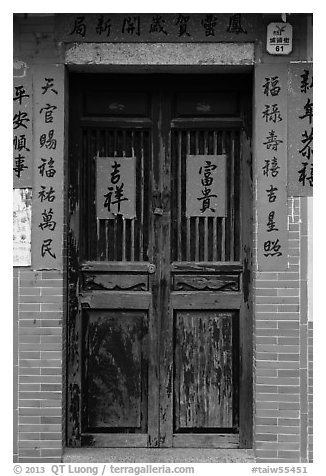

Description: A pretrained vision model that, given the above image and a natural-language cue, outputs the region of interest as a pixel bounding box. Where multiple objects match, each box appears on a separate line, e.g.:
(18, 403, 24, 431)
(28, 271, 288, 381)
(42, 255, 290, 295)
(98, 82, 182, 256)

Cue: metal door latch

(148, 263, 156, 274)
(153, 207, 164, 216)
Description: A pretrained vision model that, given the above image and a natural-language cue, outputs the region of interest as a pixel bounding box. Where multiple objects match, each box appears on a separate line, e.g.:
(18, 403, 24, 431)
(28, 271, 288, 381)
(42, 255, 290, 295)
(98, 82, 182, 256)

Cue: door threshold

(173, 433, 239, 448)
(63, 447, 254, 463)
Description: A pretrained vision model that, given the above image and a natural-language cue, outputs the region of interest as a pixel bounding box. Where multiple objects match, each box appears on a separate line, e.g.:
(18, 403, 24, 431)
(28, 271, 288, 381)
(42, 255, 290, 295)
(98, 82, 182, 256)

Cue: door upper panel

(171, 128, 241, 263)
(80, 127, 151, 262)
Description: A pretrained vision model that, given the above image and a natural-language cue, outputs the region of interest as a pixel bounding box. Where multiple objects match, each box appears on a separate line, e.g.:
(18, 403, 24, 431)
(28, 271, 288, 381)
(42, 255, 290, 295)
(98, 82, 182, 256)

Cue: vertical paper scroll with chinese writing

(32, 65, 65, 270)
(96, 157, 136, 219)
(186, 155, 227, 217)
(255, 64, 288, 271)
(13, 73, 33, 187)
(288, 63, 313, 196)
(13, 189, 32, 266)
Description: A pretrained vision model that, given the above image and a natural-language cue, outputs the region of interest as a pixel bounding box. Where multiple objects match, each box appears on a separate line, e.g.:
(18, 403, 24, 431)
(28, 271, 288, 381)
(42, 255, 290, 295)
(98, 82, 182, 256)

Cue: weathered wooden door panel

(174, 311, 238, 431)
(68, 74, 253, 449)
(82, 310, 147, 431)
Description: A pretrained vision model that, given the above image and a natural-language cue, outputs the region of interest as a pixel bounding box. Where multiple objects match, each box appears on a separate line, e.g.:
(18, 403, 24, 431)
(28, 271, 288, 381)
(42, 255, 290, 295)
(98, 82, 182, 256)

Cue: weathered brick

(41, 287, 63, 296)
(256, 368, 278, 377)
(256, 377, 299, 386)
(277, 272, 300, 280)
(256, 337, 278, 344)
(19, 408, 62, 416)
(41, 417, 62, 424)
(278, 450, 301, 458)
(255, 433, 277, 441)
(255, 280, 299, 288)
(255, 417, 278, 425)
(38, 280, 63, 287)
(19, 304, 41, 312)
(277, 288, 300, 297)
(20, 375, 62, 384)
(255, 450, 277, 458)
(256, 394, 300, 403)
(256, 425, 300, 434)
(255, 353, 278, 360)
(19, 391, 62, 400)
(20, 287, 41, 296)
(278, 354, 300, 361)
(256, 345, 299, 353)
(19, 424, 61, 432)
(278, 386, 300, 394)
(41, 384, 62, 391)
(19, 439, 62, 449)
(40, 351, 62, 359)
(278, 418, 300, 426)
(256, 442, 278, 450)
(19, 457, 61, 463)
(41, 303, 63, 312)
(40, 449, 62, 457)
(255, 288, 278, 296)
(278, 321, 300, 329)
(40, 400, 62, 408)
(256, 296, 299, 304)
(255, 361, 300, 369)
(19, 449, 41, 457)
(278, 304, 300, 312)
(278, 434, 300, 442)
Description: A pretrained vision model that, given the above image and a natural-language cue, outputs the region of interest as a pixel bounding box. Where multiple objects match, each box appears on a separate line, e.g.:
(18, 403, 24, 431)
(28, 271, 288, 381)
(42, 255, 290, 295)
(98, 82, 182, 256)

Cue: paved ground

(64, 448, 255, 463)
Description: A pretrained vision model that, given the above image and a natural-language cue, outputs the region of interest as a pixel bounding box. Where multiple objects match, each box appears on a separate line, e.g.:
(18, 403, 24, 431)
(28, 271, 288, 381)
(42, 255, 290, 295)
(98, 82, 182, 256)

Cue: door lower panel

(174, 311, 239, 432)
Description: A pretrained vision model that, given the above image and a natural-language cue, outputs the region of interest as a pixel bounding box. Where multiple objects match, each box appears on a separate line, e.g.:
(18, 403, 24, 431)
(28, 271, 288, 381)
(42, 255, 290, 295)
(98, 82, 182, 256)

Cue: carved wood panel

(173, 274, 240, 292)
(83, 273, 148, 291)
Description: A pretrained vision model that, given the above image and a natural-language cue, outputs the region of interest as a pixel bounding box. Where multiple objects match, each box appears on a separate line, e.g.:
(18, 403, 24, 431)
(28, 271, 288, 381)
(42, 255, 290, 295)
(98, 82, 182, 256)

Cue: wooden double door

(67, 73, 253, 448)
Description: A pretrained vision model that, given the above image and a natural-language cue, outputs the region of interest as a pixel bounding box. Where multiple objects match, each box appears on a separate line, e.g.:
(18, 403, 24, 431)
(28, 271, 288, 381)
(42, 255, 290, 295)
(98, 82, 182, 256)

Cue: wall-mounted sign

(13, 188, 32, 267)
(267, 22, 293, 55)
(32, 65, 65, 270)
(55, 13, 263, 43)
(186, 155, 227, 217)
(255, 64, 288, 271)
(96, 157, 136, 219)
(288, 63, 313, 196)
(13, 72, 33, 188)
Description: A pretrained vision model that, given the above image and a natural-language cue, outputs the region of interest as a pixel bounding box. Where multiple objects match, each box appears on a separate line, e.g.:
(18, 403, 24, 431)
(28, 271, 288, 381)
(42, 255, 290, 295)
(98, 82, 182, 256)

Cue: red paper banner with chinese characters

(255, 64, 288, 271)
(32, 65, 65, 270)
(288, 63, 313, 196)
(96, 157, 136, 219)
(13, 72, 33, 187)
(186, 155, 227, 217)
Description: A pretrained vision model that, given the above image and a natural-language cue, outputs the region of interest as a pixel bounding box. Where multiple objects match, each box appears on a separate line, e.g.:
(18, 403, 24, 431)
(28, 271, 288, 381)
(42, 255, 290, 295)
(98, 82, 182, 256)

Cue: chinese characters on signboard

(255, 65, 288, 270)
(55, 13, 261, 43)
(267, 22, 293, 55)
(13, 188, 32, 266)
(32, 65, 64, 269)
(288, 64, 313, 196)
(13, 74, 33, 187)
(96, 157, 136, 219)
(186, 155, 227, 217)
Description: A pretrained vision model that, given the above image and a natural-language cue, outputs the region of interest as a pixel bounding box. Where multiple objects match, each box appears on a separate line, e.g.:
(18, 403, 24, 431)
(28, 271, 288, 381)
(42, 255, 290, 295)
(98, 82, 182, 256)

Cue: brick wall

(13, 14, 65, 463)
(253, 197, 310, 462)
(16, 270, 64, 463)
(308, 322, 313, 462)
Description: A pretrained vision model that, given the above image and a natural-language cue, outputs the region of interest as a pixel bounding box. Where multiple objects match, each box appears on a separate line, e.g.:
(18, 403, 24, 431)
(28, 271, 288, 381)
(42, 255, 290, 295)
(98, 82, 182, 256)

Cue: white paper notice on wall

(13, 188, 32, 266)
(267, 22, 293, 55)
(186, 155, 227, 217)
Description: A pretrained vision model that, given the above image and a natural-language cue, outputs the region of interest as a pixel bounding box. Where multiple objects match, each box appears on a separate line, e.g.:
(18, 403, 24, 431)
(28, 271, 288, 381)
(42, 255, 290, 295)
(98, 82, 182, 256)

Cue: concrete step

(64, 448, 255, 463)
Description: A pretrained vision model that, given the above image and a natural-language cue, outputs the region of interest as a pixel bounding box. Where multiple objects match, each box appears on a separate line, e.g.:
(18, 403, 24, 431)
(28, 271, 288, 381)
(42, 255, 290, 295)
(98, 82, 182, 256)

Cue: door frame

(66, 70, 253, 449)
